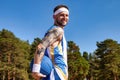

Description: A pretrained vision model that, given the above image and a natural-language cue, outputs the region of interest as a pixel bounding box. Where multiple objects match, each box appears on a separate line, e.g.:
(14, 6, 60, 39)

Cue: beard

(56, 20, 68, 27)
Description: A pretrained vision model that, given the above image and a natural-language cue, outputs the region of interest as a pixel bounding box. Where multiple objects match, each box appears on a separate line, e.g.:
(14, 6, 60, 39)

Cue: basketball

(30, 55, 53, 76)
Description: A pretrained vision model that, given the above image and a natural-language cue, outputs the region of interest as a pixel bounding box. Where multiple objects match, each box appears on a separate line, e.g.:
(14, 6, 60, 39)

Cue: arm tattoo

(37, 48, 45, 56)
(34, 27, 63, 63)
(41, 27, 63, 47)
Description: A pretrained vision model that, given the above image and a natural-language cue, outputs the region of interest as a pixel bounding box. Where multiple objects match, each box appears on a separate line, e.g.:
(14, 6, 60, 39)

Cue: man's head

(53, 5, 69, 28)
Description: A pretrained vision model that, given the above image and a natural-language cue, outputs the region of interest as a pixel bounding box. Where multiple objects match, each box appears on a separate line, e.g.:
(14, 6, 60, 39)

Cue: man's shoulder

(44, 27, 63, 38)
(49, 27, 63, 33)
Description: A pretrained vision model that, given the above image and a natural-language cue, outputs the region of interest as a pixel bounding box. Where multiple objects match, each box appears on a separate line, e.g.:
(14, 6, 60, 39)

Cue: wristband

(32, 64, 41, 73)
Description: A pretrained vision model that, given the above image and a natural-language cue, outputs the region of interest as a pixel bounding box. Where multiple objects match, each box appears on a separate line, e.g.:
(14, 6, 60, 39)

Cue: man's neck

(54, 23, 64, 29)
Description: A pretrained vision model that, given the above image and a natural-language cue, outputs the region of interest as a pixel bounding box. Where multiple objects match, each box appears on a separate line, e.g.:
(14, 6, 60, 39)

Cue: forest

(0, 29, 120, 80)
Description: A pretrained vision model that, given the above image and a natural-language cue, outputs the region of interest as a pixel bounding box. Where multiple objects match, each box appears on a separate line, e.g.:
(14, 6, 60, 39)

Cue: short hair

(53, 4, 69, 13)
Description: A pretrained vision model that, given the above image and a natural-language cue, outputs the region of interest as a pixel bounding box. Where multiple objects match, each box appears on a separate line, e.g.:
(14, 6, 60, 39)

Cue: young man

(32, 4, 69, 80)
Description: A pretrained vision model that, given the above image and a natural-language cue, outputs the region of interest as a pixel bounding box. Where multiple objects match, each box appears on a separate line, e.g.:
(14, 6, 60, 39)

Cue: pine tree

(0, 29, 30, 80)
(93, 39, 120, 80)
(67, 41, 89, 80)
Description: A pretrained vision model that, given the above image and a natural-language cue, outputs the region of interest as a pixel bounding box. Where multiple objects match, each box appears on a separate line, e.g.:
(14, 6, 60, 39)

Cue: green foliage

(0, 29, 30, 80)
(68, 41, 81, 55)
(1, 29, 120, 80)
(29, 37, 42, 60)
(67, 41, 89, 80)
(83, 51, 89, 61)
(91, 39, 120, 80)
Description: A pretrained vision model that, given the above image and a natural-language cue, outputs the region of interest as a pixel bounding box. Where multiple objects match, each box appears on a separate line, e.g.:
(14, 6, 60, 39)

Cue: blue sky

(0, 0, 120, 53)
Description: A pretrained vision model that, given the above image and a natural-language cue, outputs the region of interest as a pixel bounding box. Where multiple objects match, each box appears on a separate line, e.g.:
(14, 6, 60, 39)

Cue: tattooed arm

(32, 27, 63, 79)
(34, 27, 63, 64)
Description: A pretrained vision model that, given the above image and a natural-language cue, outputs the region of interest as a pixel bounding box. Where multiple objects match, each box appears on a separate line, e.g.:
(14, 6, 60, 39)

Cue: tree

(83, 51, 89, 61)
(68, 41, 80, 55)
(67, 41, 89, 80)
(29, 37, 42, 60)
(0, 29, 30, 80)
(92, 39, 120, 80)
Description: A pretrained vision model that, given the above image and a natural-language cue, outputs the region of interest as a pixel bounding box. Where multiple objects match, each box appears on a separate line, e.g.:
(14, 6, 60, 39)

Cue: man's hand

(32, 72, 46, 80)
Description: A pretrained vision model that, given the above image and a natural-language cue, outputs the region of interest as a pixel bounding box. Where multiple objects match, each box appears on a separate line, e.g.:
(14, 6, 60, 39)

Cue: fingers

(32, 72, 46, 80)
(38, 73, 46, 77)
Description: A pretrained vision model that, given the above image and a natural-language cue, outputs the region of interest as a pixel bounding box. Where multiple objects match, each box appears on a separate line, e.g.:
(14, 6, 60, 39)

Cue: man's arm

(32, 27, 64, 79)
